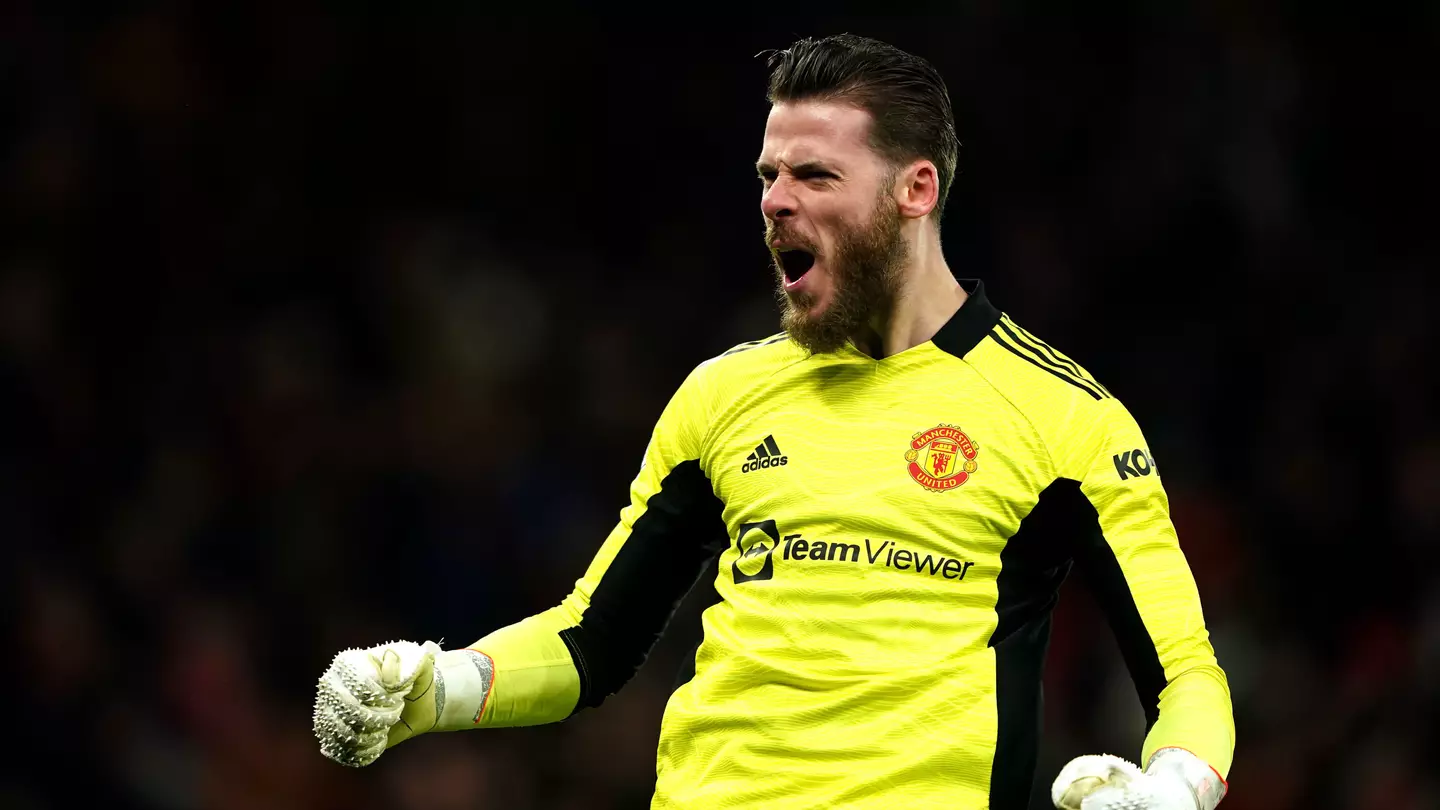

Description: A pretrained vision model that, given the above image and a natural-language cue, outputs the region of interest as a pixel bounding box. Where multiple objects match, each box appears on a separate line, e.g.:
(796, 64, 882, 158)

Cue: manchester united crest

(905, 424, 979, 492)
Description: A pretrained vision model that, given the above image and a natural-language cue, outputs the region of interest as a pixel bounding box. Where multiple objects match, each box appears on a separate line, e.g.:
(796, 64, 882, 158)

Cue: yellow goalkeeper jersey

(469, 279, 1234, 809)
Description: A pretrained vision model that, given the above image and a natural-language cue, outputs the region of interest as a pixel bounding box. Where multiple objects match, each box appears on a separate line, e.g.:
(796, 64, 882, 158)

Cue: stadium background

(4, 5, 1436, 810)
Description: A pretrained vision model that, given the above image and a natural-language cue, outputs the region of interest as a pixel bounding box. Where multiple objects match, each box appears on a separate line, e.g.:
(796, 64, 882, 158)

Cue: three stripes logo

(988, 314, 1113, 401)
(741, 435, 788, 473)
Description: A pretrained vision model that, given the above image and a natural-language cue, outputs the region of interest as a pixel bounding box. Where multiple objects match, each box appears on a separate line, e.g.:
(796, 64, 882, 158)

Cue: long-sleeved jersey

(463, 279, 1234, 809)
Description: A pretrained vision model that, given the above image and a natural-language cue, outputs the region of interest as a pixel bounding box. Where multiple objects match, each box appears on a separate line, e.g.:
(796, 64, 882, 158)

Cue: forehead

(759, 101, 877, 167)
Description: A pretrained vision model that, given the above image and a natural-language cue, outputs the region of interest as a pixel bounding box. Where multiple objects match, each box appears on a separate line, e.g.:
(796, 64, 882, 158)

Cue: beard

(769, 194, 908, 355)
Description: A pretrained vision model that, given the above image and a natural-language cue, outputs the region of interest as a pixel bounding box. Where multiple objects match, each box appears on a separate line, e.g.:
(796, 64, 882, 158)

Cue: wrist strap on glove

(431, 648, 496, 731)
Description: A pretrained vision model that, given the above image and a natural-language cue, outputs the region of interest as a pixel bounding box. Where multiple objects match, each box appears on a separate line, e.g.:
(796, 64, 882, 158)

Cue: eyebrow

(755, 160, 836, 176)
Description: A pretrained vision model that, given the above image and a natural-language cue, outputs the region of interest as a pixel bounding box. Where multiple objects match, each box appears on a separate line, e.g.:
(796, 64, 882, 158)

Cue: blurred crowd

(3, 5, 1437, 810)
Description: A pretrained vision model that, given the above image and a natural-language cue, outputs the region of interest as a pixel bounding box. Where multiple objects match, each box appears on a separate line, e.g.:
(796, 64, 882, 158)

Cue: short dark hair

(764, 34, 960, 224)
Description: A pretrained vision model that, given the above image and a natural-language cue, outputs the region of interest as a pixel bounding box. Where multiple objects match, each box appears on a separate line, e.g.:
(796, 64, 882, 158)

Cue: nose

(761, 178, 796, 222)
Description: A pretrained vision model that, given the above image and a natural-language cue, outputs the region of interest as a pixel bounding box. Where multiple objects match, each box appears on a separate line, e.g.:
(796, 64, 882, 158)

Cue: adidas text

(741, 435, 789, 473)
(742, 455, 788, 473)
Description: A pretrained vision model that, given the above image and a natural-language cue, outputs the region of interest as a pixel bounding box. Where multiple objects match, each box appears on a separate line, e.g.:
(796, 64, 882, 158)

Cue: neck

(855, 230, 967, 359)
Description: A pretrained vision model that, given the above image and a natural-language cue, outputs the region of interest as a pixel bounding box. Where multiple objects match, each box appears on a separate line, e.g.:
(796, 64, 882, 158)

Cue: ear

(894, 160, 939, 220)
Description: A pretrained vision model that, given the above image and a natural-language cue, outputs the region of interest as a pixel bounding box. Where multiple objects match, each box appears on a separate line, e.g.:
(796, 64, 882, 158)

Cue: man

(314, 34, 1234, 809)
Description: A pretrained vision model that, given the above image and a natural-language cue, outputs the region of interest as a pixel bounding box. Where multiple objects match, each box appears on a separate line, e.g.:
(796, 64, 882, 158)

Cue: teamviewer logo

(741, 435, 788, 473)
(732, 520, 779, 584)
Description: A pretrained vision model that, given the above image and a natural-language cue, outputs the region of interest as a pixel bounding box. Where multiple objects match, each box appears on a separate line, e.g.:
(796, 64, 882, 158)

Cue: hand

(1051, 753, 1199, 810)
(312, 640, 442, 767)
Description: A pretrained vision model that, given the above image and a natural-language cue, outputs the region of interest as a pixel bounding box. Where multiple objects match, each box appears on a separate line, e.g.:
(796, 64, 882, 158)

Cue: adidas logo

(741, 435, 788, 473)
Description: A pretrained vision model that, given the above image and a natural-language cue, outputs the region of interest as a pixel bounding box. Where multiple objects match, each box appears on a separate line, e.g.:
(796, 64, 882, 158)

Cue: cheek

(808, 210, 850, 253)
(816, 197, 873, 239)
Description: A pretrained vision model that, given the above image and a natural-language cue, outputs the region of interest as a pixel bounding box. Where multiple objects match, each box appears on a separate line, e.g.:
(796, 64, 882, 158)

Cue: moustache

(765, 227, 817, 253)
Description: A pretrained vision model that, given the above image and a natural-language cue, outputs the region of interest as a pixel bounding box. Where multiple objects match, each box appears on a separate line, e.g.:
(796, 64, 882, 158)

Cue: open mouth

(777, 248, 816, 284)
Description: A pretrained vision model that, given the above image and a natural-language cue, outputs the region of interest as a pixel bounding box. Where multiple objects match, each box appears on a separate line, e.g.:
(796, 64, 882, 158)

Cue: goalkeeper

(314, 34, 1233, 810)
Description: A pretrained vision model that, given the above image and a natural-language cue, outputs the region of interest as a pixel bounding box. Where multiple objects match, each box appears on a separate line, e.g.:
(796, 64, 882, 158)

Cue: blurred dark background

(4, 4, 1437, 809)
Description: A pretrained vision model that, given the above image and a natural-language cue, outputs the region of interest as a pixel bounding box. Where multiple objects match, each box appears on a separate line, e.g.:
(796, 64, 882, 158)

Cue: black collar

(931, 278, 1001, 359)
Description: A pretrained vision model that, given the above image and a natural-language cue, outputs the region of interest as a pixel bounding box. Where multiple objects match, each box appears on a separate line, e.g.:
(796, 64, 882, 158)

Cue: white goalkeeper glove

(1051, 748, 1227, 810)
(312, 640, 495, 767)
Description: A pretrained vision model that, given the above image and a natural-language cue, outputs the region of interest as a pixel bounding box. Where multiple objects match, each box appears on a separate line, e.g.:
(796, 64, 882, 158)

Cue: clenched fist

(313, 639, 497, 767)
(312, 640, 444, 767)
(1052, 750, 1226, 810)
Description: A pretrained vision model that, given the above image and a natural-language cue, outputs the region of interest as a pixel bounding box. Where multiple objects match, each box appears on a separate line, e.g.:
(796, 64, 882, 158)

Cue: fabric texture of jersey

(470, 279, 1234, 810)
